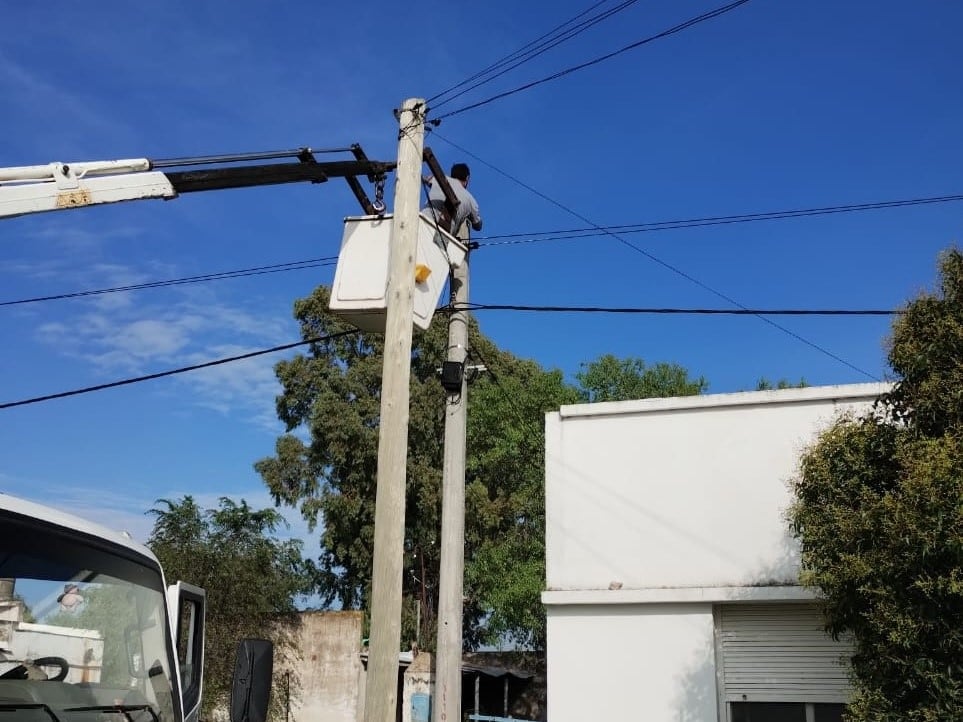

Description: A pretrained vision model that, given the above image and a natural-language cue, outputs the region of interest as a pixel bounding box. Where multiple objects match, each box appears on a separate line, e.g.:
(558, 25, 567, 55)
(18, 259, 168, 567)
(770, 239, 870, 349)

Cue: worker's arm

(468, 196, 482, 231)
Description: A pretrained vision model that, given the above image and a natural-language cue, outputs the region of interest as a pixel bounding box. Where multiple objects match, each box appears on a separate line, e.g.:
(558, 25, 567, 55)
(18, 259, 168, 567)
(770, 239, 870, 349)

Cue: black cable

(7, 192, 958, 310)
(474, 194, 963, 245)
(431, 131, 878, 381)
(429, 0, 642, 111)
(0, 258, 337, 307)
(0, 330, 360, 410)
(460, 303, 901, 316)
(427, 0, 610, 104)
(434, 0, 751, 121)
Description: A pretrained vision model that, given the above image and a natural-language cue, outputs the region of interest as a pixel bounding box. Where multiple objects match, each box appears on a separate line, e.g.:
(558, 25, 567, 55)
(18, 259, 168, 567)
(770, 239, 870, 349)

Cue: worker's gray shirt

(425, 177, 482, 234)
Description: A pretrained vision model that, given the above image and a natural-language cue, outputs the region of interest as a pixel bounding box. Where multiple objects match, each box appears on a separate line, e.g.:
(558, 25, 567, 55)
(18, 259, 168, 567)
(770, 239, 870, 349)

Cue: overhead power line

(431, 130, 878, 380)
(0, 330, 360, 410)
(475, 193, 963, 245)
(433, 0, 751, 121)
(460, 303, 902, 316)
(3, 190, 959, 310)
(427, 0, 610, 104)
(0, 257, 337, 307)
(1, 298, 898, 410)
(428, 0, 642, 110)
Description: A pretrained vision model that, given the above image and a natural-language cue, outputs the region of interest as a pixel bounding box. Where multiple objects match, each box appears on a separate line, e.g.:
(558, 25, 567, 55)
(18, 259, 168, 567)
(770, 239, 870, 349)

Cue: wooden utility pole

(433, 224, 471, 722)
(365, 97, 425, 722)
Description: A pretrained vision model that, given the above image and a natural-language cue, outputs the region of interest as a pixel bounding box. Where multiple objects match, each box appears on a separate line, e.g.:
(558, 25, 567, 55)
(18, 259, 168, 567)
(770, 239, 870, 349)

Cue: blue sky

(1, 0, 961, 547)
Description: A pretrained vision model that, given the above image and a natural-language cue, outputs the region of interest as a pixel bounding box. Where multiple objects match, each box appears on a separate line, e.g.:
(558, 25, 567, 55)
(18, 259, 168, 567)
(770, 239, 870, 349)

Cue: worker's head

(450, 163, 471, 186)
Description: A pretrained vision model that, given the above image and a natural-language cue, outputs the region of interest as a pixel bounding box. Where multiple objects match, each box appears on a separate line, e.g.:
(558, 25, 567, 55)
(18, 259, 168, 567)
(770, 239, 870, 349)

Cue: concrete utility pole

(365, 97, 426, 722)
(433, 223, 471, 722)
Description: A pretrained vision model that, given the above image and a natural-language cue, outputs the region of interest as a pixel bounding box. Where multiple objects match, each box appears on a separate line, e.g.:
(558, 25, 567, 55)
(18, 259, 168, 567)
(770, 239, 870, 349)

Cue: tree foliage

(790, 249, 963, 721)
(576, 354, 707, 402)
(256, 286, 709, 650)
(147, 496, 315, 720)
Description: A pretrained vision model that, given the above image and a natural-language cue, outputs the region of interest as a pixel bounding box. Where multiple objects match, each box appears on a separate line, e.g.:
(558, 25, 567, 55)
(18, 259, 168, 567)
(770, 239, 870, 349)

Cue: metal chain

(372, 175, 386, 214)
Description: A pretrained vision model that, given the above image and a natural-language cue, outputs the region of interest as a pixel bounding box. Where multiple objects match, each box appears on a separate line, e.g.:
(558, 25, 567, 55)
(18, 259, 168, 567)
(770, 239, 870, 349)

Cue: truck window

(0, 513, 178, 721)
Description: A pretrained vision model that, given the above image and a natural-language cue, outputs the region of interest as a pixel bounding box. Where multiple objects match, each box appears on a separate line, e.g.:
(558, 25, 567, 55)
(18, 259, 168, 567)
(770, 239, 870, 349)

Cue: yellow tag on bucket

(415, 264, 431, 283)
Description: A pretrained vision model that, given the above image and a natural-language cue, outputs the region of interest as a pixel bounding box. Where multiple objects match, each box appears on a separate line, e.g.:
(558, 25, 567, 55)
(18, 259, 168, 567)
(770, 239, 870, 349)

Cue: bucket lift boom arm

(0, 144, 395, 220)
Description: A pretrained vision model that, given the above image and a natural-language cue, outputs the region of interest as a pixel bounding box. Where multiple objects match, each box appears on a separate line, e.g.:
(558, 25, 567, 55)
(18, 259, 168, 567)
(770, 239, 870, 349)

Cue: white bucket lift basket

(329, 213, 468, 333)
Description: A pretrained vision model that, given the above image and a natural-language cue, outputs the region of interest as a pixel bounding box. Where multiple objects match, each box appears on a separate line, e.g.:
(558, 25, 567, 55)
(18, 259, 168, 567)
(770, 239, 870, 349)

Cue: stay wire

(426, 0, 610, 104)
(1, 258, 338, 307)
(0, 330, 361, 410)
(464, 342, 533, 430)
(429, 0, 642, 111)
(431, 130, 879, 380)
(434, 0, 751, 121)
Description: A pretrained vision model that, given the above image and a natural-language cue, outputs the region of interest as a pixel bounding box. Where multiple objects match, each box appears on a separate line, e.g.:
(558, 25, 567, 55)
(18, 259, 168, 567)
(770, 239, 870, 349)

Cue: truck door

(169, 582, 206, 722)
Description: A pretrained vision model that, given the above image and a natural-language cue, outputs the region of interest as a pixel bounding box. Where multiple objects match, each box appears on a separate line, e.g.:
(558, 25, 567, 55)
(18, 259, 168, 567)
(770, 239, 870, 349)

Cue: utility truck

(0, 492, 273, 722)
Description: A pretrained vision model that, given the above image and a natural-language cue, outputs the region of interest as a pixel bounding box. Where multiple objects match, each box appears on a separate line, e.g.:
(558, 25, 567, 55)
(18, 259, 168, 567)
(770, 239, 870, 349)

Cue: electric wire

(5, 189, 959, 309)
(474, 193, 963, 245)
(5, 190, 959, 310)
(433, 0, 751, 121)
(458, 303, 901, 316)
(431, 130, 878, 380)
(0, 295, 900, 410)
(0, 330, 360, 410)
(426, 0, 610, 104)
(428, 0, 643, 111)
(0, 258, 337, 307)
(465, 342, 534, 430)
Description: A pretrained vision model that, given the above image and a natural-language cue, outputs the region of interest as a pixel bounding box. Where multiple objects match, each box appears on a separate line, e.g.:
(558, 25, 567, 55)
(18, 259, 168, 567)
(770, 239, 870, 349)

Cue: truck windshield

(0, 511, 176, 722)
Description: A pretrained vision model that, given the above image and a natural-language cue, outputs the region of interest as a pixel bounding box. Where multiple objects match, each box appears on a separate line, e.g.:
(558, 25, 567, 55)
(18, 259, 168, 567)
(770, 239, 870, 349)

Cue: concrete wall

(545, 384, 889, 591)
(289, 611, 364, 722)
(542, 384, 889, 722)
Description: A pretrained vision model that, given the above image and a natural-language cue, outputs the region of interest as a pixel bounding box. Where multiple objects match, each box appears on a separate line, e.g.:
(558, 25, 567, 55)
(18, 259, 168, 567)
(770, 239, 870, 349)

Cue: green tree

(789, 249, 963, 722)
(466, 361, 581, 648)
(576, 354, 708, 402)
(255, 286, 579, 649)
(147, 496, 315, 720)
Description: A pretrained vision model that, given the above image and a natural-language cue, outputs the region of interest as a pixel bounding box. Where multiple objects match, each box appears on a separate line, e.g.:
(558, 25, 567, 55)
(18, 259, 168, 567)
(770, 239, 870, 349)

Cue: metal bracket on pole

(423, 147, 460, 222)
(345, 144, 380, 215)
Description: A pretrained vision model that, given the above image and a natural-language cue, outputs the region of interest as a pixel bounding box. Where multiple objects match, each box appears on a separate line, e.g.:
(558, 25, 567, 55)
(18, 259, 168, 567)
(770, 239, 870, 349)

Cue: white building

(542, 383, 889, 722)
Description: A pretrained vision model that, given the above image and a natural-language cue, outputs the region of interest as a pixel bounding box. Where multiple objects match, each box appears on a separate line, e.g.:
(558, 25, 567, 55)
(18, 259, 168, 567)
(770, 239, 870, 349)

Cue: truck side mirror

(230, 638, 274, 722)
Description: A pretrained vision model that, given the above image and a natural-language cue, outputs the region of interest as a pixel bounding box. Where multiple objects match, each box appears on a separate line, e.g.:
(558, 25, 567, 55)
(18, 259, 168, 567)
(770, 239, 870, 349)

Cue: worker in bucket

(423, 163, 483, 235)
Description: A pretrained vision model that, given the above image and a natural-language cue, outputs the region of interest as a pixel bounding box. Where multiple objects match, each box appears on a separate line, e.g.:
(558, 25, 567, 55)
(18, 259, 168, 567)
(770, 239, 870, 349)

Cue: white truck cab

(0, 493, 271, 722)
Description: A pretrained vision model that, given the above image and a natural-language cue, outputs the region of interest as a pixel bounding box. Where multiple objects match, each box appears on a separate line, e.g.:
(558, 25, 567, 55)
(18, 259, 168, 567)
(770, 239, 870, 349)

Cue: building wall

(542, 384, 889, 722)
(545, 384, 889, 591)
(289, 611, 364, 722)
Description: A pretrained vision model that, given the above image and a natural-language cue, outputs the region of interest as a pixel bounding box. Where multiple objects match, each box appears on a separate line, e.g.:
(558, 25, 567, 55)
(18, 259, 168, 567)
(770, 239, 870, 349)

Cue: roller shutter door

(719, 603, 852, 704)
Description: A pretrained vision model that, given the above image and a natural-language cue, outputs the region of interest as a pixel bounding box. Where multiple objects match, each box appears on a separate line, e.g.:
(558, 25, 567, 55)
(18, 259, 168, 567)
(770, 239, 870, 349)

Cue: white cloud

(29, 259, 300, 430)
(179, 346, 285, 431)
